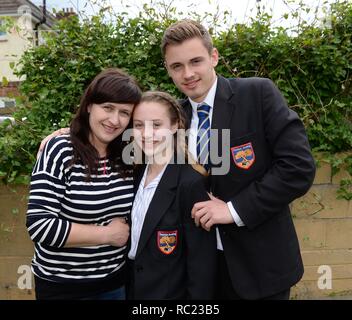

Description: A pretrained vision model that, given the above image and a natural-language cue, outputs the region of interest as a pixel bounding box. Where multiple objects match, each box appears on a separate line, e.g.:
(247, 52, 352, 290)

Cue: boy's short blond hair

(161, 19, 214, 57)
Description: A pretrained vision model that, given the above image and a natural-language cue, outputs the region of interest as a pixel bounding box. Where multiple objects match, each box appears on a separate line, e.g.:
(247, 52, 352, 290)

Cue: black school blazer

(128, 164, 217, 300)
(182, 76, 316, 299)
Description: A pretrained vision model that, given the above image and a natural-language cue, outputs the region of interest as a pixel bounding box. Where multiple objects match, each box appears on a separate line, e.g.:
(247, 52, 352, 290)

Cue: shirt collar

(139, 163, 168, 190)
(189, 76, 218, 112)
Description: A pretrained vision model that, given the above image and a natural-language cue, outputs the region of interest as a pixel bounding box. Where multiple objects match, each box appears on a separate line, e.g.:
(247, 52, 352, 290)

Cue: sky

(30, 0, 337, 28)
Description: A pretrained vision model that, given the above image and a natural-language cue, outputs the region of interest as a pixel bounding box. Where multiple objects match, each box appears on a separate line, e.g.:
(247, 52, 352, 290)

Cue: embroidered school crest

(157, 230, 178, 255)
(231, 142, 255, 169)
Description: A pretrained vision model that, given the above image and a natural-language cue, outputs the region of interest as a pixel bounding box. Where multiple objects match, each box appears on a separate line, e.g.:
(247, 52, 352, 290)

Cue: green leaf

(2, 76, 9, 86)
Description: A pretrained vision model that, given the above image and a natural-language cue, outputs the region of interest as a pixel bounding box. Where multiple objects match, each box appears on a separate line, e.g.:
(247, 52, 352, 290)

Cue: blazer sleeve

(230, 78, 316, 229)
(181, 172, 217, 299)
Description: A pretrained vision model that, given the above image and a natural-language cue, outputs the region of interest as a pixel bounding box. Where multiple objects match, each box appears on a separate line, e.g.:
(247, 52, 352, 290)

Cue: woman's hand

(104, 217, 130, 247)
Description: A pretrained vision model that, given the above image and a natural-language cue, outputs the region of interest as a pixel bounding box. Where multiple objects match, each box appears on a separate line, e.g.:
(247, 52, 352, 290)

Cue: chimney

(55, 7, 77, 20)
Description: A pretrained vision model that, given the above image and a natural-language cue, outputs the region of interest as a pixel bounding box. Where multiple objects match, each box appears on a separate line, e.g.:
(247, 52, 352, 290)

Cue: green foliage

(326, 153, 352, 200)
(337, 178, 352, 201)
(214, 0, 352, 154)
(0, 0, 351, 184)
(0, 16, 15, 33)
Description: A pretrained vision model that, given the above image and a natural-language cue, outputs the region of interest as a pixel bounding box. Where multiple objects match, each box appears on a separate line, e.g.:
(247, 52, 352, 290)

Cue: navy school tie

(196, 103, 211, 170)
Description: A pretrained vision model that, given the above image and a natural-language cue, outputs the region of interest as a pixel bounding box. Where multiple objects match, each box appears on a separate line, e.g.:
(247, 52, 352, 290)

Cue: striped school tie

(196, 103, 211, 170)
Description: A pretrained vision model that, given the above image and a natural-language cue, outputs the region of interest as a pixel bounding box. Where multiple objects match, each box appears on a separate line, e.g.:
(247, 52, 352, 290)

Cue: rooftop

(0, 0, 56, 28)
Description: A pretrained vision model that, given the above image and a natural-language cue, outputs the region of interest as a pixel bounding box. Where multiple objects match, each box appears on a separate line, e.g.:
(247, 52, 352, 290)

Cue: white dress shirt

(128, 164, 167, 260)
(188, 77, 245, 251)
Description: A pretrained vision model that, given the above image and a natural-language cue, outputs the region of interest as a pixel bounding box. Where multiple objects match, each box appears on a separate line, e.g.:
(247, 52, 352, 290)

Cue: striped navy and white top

(26, 135, 134, 283)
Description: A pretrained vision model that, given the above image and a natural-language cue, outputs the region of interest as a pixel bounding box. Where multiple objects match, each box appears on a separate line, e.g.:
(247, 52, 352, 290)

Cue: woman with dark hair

(26, 68, 142, 300)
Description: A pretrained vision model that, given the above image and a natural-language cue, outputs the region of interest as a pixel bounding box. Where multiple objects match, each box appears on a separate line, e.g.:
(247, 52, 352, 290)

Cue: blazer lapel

(211, 75, 236, 131)
(135, 164, 179, 258)
(209, 76, 237, 170)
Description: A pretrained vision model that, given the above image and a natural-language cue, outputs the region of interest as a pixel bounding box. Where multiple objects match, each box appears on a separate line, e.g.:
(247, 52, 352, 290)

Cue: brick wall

(290, 153, 352, 299)
(0, 185, 34, 299)
(0, 82, 20, 98)
(0, 153, 351, 300)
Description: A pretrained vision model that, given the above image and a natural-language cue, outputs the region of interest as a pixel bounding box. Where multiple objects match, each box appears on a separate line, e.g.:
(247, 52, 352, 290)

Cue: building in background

(0, 1, 75, 119)
(0, 0, 56, 81)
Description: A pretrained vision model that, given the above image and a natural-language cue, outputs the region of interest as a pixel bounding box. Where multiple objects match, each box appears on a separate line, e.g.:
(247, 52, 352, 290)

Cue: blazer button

(136, 265, 143, 272)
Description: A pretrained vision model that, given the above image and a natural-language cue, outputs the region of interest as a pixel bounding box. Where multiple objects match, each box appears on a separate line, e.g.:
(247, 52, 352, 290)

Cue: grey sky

(30, 0, 337, 28)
